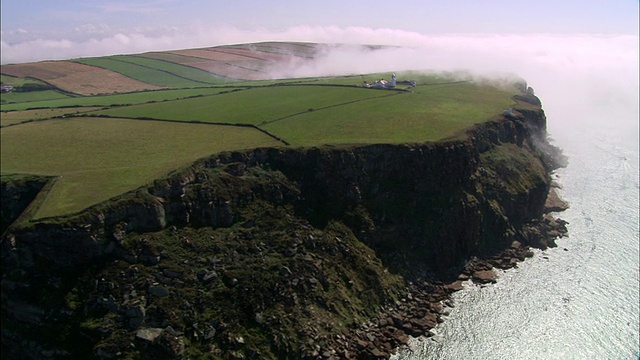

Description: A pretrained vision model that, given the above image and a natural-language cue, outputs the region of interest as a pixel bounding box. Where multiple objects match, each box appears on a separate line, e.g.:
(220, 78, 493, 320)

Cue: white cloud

(97, 1, 168, 14)
(74, 23, 112, 35)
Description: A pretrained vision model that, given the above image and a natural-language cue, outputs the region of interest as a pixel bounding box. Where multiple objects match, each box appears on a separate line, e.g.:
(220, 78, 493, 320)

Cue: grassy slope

(111, 55, 230, 84)
(1, 74, 49, 86)
(0, 90, 71, 104)
(0, 87, 235, 111)
(87, 86, 393, 125)
(74, 57, 209, 88)
(0, 107, 102, 127)
(0, 63, 518, 219)
(264, 82, 514, 145)
(0, 118, 282, 217)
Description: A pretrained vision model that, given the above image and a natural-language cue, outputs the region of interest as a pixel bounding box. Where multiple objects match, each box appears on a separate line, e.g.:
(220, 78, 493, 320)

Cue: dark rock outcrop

(0, 175, 51, 235)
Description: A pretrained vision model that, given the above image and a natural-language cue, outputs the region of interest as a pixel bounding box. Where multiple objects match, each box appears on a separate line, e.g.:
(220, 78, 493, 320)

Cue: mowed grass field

(89, 77, 515, 145)
(88, 86, 396, 125)
(262, 82, 515, 145)
(1, 118, 282, 218)
(73, 56, 219, 88)
(0, 107, 102, 127)
(1, 43, 522, 220)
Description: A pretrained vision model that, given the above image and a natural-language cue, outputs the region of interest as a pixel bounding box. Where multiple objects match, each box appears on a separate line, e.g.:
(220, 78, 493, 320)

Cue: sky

(1, 0, 638, 64)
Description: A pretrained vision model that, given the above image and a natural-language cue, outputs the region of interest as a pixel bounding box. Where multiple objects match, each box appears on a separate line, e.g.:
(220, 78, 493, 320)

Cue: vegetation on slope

(0, 87, 236, 111)
(73, 57, 215, 88)
(0, 42, 522, 225)
(0, 118, 282, 217)
(0, 42, 562, 360)
(0, 107, 101, 127)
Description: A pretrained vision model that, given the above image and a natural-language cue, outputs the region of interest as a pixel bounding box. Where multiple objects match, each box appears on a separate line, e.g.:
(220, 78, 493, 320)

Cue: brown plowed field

(206, 48, 293, 62)
(171, 49, 260, 62)
(0, 43, 324, 91)
(139, 52, 206, 64)
(231, 42, 319, 57)
(187, 61, 267, 80)
(168, 47, 309, 79)
(1, 61, 164, 95)
(139, 51, 268, 79)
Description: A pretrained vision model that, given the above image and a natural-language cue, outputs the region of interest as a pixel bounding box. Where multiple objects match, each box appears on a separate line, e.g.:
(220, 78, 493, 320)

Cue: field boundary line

(167, 53, 266, 76)
(69, 60, 170, 92)
(204, 48, 270, 62)
(230, 44, 316, 59)
(9, 175, 59, 226)
(259, 91, 403, 126)
(136, 53, 241, 82)
(106, 57, 218, 86)
(66, 114, 291, 146)
(129, 55, 236, 84)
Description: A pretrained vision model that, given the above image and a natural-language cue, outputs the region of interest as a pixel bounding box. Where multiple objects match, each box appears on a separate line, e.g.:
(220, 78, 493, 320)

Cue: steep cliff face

(4, 101, 554, 272)
(0, 96, 566, 358)
(0, 175, 51, 235)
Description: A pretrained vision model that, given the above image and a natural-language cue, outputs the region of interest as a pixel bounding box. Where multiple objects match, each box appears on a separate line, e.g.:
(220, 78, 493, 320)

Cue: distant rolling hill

(1, 42, 325, 95)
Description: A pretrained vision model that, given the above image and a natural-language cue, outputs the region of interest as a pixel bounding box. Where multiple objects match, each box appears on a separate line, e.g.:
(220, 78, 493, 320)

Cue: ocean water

(393, 101, 640, 359)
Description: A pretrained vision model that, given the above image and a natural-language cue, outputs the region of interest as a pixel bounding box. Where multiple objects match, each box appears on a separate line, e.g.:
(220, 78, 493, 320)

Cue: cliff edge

(1, 94, 567, 359)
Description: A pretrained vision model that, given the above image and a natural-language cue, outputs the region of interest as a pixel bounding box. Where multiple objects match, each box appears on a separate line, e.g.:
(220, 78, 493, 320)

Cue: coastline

(1, 95, 569, 359)
(324, 190, 569, 359)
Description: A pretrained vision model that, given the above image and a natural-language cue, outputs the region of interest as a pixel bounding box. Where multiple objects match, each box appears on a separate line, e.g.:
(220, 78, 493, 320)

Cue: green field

(263, 83, 514, 145)
(1, 74, 69, 104)
(0, 87, 238, 111)
(74, 56, 214, 88)
(109, 55, 232, 84)
(0, 107, 101, 127)
(1, 89, 71, 104)
(1, 118, 281, 218)
(88, 79, 515, 146)
(1, 74, 50, 87)
(1, 64, 520, 219)
(88, 85, 395, 125)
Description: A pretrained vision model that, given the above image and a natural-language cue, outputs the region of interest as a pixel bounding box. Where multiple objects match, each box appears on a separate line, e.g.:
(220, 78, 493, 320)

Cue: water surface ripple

(395, 123, 640, 360)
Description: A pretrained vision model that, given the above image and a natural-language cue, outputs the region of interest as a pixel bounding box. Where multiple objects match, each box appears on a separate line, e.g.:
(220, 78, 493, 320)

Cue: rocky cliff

(0, 174, 52, 235)
(0, 94, 567, 359)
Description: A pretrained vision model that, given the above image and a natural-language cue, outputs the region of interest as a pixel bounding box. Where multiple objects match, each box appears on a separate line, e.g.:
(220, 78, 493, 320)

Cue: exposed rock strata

(1, 95, 568, 359)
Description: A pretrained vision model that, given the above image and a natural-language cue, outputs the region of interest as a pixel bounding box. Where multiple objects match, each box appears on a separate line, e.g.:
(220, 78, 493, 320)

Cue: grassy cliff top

(1, 42, 525, 219)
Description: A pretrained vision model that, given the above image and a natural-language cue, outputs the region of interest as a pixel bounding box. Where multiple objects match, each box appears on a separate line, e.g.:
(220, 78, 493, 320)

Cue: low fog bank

(282, 33, 639, 186)
(282, 33, 639, 152)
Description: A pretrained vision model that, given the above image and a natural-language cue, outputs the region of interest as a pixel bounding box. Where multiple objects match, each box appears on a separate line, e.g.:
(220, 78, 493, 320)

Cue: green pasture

(283, 71, 468, 87)
(140, 51, 220, 64)
(0, 87, 236, 111)
(262, 82, 515, 146)
(243, 42, 317, 57)
(1, 74, 49, 87)
(112, 55, 231, 84)
(0, 69, 521, 219)
(1, 74, 68, 104)
(0, 107, 101, 127)
(87, 85, 393, 125)
(74, 57, 210, 88)
(89, 80, 516, 146)
(0, 117, 282, 218)
(0, 90, 70, 105)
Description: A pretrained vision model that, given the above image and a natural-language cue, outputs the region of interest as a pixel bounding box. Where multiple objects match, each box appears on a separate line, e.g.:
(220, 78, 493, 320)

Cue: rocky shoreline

(310, 192, 569, 359)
